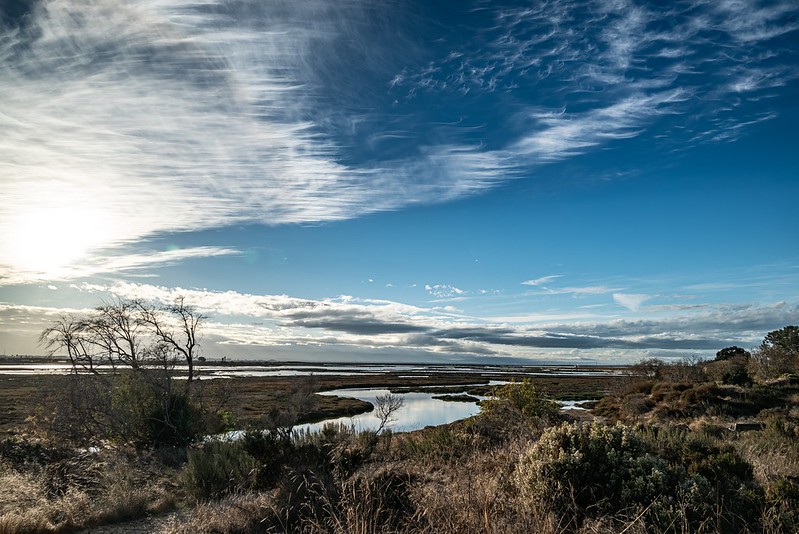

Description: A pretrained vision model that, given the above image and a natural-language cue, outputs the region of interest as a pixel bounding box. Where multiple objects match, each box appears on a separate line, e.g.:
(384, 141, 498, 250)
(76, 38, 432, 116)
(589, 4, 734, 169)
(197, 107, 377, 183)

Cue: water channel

(295, 387, 484, 433)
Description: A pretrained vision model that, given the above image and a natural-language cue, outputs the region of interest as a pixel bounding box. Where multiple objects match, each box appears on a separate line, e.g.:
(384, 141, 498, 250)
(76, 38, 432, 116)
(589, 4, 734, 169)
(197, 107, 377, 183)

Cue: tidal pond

(295, 387, 483, 433)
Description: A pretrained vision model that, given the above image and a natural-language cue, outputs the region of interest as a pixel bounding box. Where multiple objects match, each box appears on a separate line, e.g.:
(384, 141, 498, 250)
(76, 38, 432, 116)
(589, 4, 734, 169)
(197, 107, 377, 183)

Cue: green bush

(514, 422, 677, 523)
(471, 379, 562, 441)
(147, 392, 202, 447)
(642, 426, 761, 528)
(182, 441, 257, 501)
(514, 422, 763, 531)
(106, 373, 204, 448)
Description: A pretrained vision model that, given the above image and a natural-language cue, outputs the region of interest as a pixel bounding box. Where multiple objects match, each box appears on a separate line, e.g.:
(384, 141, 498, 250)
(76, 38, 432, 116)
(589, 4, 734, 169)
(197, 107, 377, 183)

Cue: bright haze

(1, 0, 797, 364)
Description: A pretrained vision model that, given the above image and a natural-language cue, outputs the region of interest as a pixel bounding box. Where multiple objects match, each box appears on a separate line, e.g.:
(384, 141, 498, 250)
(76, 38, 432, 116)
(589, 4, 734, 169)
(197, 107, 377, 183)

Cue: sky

(1, 0, 797, 364)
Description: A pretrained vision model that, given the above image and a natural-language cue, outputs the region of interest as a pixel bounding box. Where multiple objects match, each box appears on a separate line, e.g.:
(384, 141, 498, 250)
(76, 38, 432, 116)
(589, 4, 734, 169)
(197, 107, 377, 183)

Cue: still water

(0, 362, 620, 378)
(294, 387, 595, 433)
(294, 387, 483, 434)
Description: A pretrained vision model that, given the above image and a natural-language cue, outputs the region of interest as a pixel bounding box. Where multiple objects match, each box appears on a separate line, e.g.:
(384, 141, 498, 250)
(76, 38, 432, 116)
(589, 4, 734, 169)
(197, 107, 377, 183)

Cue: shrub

(110, 374, 205, 448)
(514, 422, 676, 524)
(399, 423, 475, 463)
(239, 426, 311, 489)
(147, 392, 203, 447)
(471, 379, 562, 441)
(624, 380, 655, 395)
(182, 441, 257, 501)
(706, 357, 753, 386)
(644, 426, 762, 527)
(514, 422, 765, 531)
(38, 372, 209, 449)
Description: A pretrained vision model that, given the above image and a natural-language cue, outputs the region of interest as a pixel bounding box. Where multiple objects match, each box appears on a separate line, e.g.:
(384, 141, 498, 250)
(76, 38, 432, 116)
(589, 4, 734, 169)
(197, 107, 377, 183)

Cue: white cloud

(613, 293, 652, 311)
(521, 275, 562, 286)
(3, 282, 797, 360)
(0, 0, 508, 284)
(0, 246, 239, 286)
(425, 284, 465, 298)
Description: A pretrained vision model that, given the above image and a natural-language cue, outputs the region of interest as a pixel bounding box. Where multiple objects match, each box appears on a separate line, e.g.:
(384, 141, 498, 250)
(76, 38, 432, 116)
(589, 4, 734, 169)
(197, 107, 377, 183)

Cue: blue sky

(1, 0, 797, 363)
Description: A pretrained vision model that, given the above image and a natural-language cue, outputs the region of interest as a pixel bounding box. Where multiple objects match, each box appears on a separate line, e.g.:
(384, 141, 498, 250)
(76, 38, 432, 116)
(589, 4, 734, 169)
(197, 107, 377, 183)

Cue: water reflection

(295, 387, 482, 434)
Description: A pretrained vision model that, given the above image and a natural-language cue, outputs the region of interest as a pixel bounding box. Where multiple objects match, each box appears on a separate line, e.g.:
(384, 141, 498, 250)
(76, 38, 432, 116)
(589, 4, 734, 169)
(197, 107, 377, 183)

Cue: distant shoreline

(0, 354, 627, 371)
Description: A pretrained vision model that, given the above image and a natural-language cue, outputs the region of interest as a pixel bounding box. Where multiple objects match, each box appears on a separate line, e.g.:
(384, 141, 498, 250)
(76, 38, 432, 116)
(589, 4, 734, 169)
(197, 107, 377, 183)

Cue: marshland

(2, 324, 798, 533)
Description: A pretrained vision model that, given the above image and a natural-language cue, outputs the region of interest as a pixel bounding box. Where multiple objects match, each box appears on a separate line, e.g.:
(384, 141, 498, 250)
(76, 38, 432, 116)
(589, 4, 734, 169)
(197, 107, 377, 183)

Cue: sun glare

(5, 205, 117, 279)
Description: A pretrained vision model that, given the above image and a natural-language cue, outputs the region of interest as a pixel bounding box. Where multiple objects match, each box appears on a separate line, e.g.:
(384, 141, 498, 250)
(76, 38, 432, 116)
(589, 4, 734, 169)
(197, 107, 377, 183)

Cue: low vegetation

(2, 316, 799, 533)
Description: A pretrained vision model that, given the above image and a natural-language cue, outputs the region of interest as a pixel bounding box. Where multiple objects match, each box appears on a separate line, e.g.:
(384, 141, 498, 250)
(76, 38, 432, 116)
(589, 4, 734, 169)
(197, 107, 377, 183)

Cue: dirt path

(77, 510, 186, 534)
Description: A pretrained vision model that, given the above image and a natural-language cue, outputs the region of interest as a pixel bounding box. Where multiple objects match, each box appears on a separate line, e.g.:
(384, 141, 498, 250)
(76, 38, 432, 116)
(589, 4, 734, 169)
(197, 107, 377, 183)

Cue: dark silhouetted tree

(750, 326, 799, 379)
(763, 326, 799, 356)
(137, 296, 206, 383)
(39, 297, 212, 447)
(716, 346, 751, 362)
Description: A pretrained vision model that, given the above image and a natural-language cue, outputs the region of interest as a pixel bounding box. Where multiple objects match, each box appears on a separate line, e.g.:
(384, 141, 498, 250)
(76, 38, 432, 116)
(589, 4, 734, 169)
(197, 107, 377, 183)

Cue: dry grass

(0, 453, 177, 534)
(0, 459, 96, 533)
(734, 428, 799, 485)
(159, 492, 275, 534)
(407, 442, 545, 534)
(155, 442, 662, 534)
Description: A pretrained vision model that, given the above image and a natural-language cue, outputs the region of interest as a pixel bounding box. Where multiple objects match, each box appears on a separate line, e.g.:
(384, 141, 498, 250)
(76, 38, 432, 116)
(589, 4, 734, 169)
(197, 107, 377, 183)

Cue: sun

(4, 205, 116, 280)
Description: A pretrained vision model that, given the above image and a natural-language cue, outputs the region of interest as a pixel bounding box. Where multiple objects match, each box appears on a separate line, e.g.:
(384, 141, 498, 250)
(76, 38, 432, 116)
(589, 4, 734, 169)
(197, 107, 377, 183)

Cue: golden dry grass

(0, 459, 99, 533)
(159, 492, 275, 534)
(0, 454, 177, 534)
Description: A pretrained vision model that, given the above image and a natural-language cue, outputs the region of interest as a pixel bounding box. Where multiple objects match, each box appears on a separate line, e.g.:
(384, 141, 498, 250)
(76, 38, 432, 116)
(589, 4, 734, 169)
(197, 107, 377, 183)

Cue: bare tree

(40, 299, 148, 373)
(90, 299, 146, 369)
(39, 315, 90, 374)
(137, 295, 206, 383)
(38, 297, 213, 447)
(373, 392, 404, 435)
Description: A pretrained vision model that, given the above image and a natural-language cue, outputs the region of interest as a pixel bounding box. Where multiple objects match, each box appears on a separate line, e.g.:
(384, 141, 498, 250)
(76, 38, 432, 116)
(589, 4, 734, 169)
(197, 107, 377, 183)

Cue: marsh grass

(8, 418, 797, 534)
(397, 423, 477, 463)
(0, 440, 177, 534)
(160, 492, 275, 534)
(159, 374, 799, 534)
(4, 362, 799, 534)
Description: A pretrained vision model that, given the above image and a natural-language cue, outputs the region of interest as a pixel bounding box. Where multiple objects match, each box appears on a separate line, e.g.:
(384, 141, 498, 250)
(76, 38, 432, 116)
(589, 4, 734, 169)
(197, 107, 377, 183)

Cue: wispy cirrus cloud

(523, 278, 621, 296)
(0, 246, 240, 285)
(521, 275, 562, 286)
(0, 0, 507, 284)
(2, 0, 797, 286)
(394, 0, 799, 152)
(613, 293, 652, 311)
(512, 90, 689, 162)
